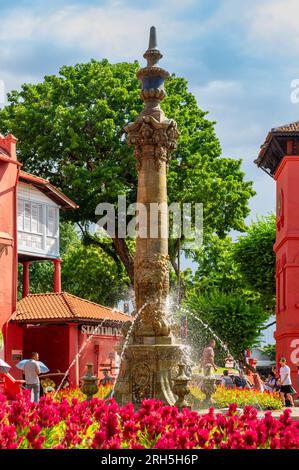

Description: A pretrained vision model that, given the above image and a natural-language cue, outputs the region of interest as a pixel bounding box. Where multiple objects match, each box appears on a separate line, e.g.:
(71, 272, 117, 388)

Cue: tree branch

(260, 320, 276, 331)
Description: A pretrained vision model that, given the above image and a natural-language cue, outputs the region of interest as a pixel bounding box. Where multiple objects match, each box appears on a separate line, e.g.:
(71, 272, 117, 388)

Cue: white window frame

(17, 197, 60, 258)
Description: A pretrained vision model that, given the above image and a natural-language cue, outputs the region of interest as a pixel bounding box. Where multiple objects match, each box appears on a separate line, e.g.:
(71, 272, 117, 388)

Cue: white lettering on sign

(80, 325, 121, 336)
(290, 338, 299, 365)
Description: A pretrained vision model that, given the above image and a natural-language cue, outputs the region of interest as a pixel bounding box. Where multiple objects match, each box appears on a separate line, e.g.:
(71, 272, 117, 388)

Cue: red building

(255, 122, 299, 391)
(0, 132, 131, 389)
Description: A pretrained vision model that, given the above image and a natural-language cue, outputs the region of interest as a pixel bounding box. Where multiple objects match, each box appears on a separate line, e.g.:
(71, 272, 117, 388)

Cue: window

(31, 203, 43, 233)
(47, 207, 58, 236)
(17, 198, 60, 257)
(17, 200, 24, 230)
(24, 202, 31, 231)
(18, 200, 43, 234)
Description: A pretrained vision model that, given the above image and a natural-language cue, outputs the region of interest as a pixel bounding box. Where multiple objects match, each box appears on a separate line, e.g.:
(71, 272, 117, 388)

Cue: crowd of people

(200, 340, 297, 408)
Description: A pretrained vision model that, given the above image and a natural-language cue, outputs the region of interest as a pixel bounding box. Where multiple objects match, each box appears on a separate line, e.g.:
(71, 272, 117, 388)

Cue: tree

(61, 238, 129, 306)
(261, 344, 276, 361)
(182, 219, 277, 360)
(232, 215, 276, 309)
(0, 60, 254, 284)
(18, 222, 129, 306)
(185, 290, 269, 362)
(186, 235, 243, 295)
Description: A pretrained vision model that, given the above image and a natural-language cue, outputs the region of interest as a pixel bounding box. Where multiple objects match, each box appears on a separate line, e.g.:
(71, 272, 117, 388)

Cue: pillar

(274, 156, 299, 392)
(0, 134, 19, 333)
(53, 258, 62, 293)
(113, 27, 182, 406)
(22, 261, 31, 298)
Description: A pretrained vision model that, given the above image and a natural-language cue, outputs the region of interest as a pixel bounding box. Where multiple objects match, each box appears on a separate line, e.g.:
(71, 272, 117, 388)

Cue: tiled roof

(255, 121, 299, 170)
(19, 171, 78, 210)
(271, 121, 299, 133)
(12, 292, 133, 324)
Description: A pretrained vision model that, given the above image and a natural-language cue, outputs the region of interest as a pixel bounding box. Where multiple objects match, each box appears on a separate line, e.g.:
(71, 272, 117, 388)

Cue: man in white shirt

(24, 352, 41, 404)
(279, 357, 294, 407)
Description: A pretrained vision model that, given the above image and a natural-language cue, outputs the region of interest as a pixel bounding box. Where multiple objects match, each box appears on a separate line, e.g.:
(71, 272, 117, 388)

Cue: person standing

(200, 340, 217, 374)
(279, 357, 294, 407)
(24, 352, 41, 404)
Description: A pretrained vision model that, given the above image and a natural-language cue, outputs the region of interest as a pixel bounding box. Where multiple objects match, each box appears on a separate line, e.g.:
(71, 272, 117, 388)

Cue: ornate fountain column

(113, 27, 182, 406)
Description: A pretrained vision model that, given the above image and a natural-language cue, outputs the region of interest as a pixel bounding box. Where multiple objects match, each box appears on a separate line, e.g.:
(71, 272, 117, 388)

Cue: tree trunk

(171, 257, 185, 303)
(112, 236, 135, 285)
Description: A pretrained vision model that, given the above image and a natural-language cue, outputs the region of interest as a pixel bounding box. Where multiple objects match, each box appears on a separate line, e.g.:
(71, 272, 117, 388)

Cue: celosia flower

(0, 388, 298, 449)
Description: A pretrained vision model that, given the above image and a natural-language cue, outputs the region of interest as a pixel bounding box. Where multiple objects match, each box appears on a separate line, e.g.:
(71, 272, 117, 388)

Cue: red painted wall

(78, 330, 121, 381)
(0, 135, 19, 335)
(21, 323, 122, 388)
(274, 156, 299, 391)
(23, 324, 70, 386)
(3, 322, 23, 379)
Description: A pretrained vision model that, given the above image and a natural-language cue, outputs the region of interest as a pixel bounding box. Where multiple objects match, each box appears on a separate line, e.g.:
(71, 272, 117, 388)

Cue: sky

(1, 0, 299, 223)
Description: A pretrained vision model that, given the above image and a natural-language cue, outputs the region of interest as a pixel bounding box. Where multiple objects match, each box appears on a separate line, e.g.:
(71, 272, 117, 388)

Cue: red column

(22, 261, 31, 298)
(0, 134, 19, 333)
(274, 156, 299, 392)
(53, 258, 62, 293)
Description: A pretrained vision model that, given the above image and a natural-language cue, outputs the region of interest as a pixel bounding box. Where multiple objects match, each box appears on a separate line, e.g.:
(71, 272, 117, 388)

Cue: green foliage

(183, 217, 277, 360)
(18, 222, 129, 306)
(0, 60, 255, 279)
(232, 215, 276, 308)
(185, 290, 269, 361)
(261, 344, 276, 361)
(188, 235, 244, 294)
(62, 240, 129, 306)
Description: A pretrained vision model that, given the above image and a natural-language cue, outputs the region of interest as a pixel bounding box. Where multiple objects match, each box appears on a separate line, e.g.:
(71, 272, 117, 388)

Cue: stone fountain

(113, 27, 189, 406)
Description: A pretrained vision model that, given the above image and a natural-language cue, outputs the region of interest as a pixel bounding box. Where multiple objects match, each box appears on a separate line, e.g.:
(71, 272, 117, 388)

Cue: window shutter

(24, 202, 31, 231)
(47, 207, 57, 236)
(31, 204, 39, 233)
(17, 199, 24, 230)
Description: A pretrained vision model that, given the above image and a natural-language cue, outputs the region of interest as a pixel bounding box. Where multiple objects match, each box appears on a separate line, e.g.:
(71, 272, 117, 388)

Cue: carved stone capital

(125, 115, 179, 171)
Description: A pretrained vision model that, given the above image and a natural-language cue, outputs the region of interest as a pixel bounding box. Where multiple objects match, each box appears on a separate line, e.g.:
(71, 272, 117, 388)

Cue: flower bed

(0, 391, 297, 449)
(53, 385, 283, 411)
(191, 386, 283, 410)
(53, 385, 112, 402)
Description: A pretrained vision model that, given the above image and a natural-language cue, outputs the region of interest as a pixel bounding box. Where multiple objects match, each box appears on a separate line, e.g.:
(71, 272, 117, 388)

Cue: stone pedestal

(113, 339, 184, 406)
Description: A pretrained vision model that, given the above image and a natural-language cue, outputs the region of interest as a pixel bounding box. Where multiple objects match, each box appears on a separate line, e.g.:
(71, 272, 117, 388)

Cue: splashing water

(179, 305, 235, 361)
(173, 303, 263, 411)
(110, 301, 160, 397)
(54, 314, 115, 397)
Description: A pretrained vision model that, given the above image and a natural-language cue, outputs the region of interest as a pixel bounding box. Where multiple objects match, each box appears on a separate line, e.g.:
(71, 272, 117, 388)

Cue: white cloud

(0, 3, 197, 61)
(248, 0, 299, 54)
(0, 0, 285, 220)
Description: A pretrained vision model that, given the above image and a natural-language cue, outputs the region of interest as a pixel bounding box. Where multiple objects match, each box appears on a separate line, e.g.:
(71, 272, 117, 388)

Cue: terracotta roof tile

(271, 121, 299, 133)
(12, 292, 133, 324)
(19, 171, 78, 210)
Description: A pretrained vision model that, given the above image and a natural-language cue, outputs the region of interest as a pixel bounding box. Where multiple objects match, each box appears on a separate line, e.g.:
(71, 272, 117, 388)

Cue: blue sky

(1, 0, 299, 223)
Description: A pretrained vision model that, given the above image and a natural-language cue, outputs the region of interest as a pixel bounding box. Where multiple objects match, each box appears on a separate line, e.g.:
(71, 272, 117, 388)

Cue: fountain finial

(143, 26, 162, 67)
(149, 25, 157, 49)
